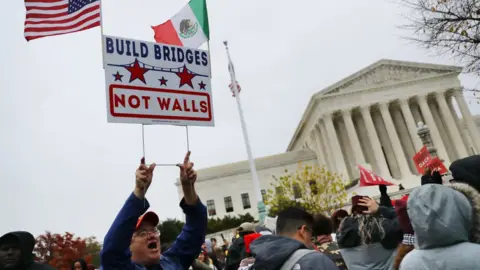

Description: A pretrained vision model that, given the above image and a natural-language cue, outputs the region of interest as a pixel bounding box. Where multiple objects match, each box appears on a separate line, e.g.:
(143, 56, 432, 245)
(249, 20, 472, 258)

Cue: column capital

(399, 98, 410, 106)
(452, 88, 464, 98)
(322, 112, 333, 120)
(360, 104, 372, 112)
(416, 93, 428, 101)
(341, 108, 352, 116)
(434, 91, 448, 99)
(378, 102, 390, 110)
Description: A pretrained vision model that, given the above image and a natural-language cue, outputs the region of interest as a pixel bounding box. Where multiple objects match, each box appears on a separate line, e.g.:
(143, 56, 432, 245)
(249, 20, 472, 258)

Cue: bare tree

(401, 0, 480, 73)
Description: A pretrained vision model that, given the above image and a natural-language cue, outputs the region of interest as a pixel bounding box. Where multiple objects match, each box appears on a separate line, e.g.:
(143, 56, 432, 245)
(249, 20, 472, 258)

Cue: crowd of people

(1, 153, 480, 269)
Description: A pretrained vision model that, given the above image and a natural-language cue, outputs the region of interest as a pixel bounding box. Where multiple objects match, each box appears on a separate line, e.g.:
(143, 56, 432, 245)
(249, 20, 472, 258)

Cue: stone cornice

(174, 150, 318, 185)
(317, 71, 458, 103)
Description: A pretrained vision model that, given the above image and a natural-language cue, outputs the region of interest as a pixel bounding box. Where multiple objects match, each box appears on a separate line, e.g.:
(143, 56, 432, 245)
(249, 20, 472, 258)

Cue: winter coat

(248, 235, 338, 270)
(337, 207, 401, 270)
(0, 231, 55, 270)
(399, 184, 480, 269)
(100, 192, 207, 270)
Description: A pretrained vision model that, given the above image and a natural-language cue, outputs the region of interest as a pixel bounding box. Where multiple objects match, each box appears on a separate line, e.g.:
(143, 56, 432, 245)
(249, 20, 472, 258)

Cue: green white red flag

(151, 0, 209, 48)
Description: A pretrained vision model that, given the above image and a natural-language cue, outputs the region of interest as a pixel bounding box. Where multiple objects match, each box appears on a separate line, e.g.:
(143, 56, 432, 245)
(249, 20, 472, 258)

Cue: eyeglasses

(135, 229, 161, 238)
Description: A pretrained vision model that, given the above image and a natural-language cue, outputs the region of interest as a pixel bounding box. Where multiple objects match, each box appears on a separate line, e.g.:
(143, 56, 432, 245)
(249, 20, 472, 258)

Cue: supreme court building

(176, 59, 480, 219)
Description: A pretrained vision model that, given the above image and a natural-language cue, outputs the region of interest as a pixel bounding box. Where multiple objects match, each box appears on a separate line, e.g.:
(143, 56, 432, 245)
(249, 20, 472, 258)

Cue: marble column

(360, 105, 391, 178)
(312, 127, 326, 166)
(342, 109, 365, 166)
(453, 89, 480, 152)
(399, 99, 423, 151)
(379, 102, 411, 179)
(416, 94, 449, 163)
(436, 91, 468, 158)
(324, 113, 348, 178)
(319, 120, 335, 171)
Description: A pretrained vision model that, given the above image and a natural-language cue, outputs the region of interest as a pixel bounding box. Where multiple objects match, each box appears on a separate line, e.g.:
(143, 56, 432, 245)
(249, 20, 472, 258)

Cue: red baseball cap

(136, 211, 159, 230)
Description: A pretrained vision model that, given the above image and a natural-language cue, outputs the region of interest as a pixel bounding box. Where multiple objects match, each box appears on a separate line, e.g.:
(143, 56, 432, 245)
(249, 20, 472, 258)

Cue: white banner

(103, 35, 214, 126)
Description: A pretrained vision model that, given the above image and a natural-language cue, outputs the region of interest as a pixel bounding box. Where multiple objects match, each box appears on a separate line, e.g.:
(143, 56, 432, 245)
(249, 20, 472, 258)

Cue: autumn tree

(34, 232, 101, 270)
(401, 0, 480, 73)
(157, 213, 256, 245)
(265, 164, 349, 217)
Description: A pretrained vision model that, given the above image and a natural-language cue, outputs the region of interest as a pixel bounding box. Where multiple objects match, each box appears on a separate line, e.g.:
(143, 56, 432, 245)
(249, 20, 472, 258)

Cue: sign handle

(141, 124, 146, 207)
(185, 126, 190, 152)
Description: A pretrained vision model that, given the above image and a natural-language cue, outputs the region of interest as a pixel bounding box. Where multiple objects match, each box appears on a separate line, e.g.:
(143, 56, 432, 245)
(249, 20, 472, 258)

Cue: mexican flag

(152, 0, 209, 48)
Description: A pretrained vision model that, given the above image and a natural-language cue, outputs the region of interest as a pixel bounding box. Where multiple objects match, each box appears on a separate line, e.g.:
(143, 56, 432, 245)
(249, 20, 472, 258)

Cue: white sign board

(103, 35, 214, 126)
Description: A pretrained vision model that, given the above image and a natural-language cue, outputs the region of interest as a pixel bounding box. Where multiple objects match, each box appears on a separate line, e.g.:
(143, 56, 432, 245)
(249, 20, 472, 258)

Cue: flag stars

(159, 76, 168, 86)
(198, 80, 206, 90)
(113, 71, 123, 82)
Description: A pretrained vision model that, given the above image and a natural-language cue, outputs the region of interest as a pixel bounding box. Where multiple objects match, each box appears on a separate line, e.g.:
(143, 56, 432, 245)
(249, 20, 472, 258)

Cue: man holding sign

(100, 151, 207, 270)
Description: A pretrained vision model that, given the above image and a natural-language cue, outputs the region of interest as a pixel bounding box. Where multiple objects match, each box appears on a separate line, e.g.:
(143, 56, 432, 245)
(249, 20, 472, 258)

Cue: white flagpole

(223, 41, 266, 224)
(100, 0, 106, 69)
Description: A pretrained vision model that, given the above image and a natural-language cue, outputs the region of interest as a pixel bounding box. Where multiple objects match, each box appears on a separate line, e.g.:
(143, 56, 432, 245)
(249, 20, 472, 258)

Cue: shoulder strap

(279, 249, 317, 270)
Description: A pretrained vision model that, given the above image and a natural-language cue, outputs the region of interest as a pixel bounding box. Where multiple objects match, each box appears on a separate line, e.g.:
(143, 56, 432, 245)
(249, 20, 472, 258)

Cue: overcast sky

(1, 0, 479, 240)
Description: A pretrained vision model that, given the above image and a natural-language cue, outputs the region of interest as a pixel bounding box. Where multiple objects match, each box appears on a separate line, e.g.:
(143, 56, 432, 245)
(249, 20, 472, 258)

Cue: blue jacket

(100, 192, 207, 270)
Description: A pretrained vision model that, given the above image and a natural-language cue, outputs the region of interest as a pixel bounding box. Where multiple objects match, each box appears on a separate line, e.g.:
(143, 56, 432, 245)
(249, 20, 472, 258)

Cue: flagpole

(223, 41, 266, 225)
(100, 0, 106, 69)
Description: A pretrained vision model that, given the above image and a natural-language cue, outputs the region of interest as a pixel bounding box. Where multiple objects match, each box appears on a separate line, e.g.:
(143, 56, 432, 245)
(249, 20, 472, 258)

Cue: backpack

(246, 249, 316, 270)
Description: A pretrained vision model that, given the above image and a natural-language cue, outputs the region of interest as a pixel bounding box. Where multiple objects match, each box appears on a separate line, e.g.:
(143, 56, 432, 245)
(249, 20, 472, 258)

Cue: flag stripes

(24, 0, 100, 41)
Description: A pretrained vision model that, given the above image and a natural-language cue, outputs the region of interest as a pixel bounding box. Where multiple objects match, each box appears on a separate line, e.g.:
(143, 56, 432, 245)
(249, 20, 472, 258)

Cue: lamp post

(417, 121, 438, 158)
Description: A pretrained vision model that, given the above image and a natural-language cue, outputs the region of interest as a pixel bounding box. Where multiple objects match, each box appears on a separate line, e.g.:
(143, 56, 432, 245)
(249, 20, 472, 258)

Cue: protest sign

(412, 146, 448, 175)
(358, 165, 394, 187)
(103, 35, 214, 126)
(413, 146, 431, 175)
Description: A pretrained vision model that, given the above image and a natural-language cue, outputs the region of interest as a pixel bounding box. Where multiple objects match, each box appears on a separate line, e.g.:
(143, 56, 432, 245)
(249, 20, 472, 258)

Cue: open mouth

(147, 242, 158, 250)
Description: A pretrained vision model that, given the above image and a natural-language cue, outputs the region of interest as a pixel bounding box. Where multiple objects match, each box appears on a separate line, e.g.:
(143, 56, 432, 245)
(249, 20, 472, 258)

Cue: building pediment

(318, 59, 462, 96)
(287, 59, 463, 151)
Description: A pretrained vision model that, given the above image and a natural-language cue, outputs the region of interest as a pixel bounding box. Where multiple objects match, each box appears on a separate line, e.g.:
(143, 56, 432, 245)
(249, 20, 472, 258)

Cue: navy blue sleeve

(100, 192, 149, 270)
(162, 198, 208, 269)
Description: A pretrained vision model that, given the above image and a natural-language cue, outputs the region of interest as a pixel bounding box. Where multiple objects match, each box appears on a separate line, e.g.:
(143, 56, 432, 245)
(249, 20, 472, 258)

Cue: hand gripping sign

(103, 35, 214, 126)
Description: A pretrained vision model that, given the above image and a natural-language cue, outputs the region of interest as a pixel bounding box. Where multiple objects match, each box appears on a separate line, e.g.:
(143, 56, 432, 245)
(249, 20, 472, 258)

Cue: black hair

(210, 237, 217, 243)
(276, 207, 314, 235)
(312, 213, 333, 236)
(71, 258, 88, 270)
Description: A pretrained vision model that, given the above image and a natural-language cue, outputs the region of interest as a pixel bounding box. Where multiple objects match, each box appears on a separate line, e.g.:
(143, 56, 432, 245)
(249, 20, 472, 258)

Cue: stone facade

(176, 59, 480, 220)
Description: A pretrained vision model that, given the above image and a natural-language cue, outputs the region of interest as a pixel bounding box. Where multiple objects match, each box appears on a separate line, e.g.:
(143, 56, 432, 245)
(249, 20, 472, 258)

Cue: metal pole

(224, 41, 266, 224)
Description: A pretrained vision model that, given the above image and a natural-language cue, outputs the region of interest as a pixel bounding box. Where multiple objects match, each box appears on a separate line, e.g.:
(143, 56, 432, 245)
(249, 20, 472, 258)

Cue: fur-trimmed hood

(447, 182, 480, 244)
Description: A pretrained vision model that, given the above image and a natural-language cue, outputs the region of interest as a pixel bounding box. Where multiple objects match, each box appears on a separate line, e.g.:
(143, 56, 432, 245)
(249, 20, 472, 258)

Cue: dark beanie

(421, 170, 443, 185)
(450, 155, 480, 192)
(394, 200, 414, 234)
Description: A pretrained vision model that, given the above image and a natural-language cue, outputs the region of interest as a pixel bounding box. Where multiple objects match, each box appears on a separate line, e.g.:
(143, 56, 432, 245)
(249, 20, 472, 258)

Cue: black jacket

(337, 206, 402, 250)
(0, 231, 55, 270)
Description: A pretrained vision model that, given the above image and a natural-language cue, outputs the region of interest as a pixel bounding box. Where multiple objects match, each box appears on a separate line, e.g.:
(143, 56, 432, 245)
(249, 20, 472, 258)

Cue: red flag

(358, 165, 394, 187)
(229, 81, 241, 97)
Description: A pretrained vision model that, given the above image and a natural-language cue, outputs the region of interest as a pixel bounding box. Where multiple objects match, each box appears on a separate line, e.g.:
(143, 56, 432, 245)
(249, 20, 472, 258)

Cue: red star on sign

(176, 65, 196, 88)
(125, 59, 149, 84)
(198, 80, 206, 90)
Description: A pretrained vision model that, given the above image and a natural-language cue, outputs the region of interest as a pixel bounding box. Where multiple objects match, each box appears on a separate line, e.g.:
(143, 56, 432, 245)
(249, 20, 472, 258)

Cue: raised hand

(177, 151, 197, 186)
(358, 197, 379, 215)
(134, 157, 156, 199)
(177, 151, 198, 205)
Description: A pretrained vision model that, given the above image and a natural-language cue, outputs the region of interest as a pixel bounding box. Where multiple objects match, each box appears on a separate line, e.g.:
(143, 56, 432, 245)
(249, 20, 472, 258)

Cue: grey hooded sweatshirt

(249, 235, 339, 270)
(400, 184, 480, 269)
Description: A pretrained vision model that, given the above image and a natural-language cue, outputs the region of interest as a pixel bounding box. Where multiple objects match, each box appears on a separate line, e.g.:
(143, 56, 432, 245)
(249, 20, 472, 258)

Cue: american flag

(24, 0, 101, 41)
